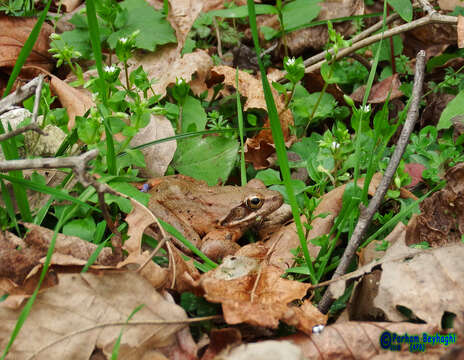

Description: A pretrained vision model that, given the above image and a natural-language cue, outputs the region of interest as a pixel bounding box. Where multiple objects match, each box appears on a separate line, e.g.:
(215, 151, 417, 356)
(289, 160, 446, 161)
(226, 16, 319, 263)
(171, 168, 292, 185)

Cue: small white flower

(118, 37, 128, 44)
(104, 65, 117, 73)
(312, 324, 325, 334)
(360, 104, 371, 113)
(285, 57, 296, 66)
(176, 78, 185, 85)
(331, 141, 340, 151)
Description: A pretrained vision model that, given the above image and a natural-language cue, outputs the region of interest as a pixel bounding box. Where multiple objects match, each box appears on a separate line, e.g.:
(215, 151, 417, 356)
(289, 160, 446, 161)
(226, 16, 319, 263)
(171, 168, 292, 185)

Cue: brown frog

(147, 175, 283, 261)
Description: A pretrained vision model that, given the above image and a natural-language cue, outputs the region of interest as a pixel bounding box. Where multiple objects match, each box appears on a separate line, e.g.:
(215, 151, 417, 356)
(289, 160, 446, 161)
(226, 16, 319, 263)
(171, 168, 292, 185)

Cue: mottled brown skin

(147, 175, 283, 260)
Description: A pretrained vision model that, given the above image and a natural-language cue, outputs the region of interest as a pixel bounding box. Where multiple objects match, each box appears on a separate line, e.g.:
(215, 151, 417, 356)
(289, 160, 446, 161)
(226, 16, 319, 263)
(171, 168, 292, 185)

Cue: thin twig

(317, 50, 427, 314)
(0, 124, 46, 142)
(302, 13, 400, 69)
(0, 149, 98, 172)
(27, 315, 222, 360)
(0, 76, 43, 115)
(31, 75, 44, 124)
(304, 13, 455, 75)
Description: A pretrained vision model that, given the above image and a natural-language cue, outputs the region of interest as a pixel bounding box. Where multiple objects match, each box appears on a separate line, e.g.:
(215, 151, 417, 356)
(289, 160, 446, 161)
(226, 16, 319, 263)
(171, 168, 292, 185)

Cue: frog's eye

(246, 195, 263, 209)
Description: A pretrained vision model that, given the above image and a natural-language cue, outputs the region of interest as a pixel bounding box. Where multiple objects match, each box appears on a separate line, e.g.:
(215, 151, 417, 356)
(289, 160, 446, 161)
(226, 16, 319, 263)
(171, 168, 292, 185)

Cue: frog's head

(219, 179, 283, 227)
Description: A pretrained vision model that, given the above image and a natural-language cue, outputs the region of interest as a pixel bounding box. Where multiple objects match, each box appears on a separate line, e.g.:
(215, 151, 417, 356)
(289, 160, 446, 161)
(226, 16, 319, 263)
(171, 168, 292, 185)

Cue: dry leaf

(129, 48, 213, 99)
(217, 340, 304, 360)
(129, 114, 176, 177)
(406, 163, 464, 247)
(49, 75, 94, 130)
(374, 242, 464, 328)
(0, 271, 192, 359)
(201, 258, 326, 333)
(439, 0, 464, 11)
(0, 15, 54, 74)
(351, 74, 403, 104)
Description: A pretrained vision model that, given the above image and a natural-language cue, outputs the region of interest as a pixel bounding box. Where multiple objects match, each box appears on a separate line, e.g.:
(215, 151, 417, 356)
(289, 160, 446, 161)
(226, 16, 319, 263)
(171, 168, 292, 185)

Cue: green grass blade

(111, 305, 145, 360)
(0, 173, 100, 212)
(85, 0, 116, 175)
(0, 179, 20, 234)
(247, 0, 317, 284)
(236, 68, 247, 186)
(159, 219, 218, 269)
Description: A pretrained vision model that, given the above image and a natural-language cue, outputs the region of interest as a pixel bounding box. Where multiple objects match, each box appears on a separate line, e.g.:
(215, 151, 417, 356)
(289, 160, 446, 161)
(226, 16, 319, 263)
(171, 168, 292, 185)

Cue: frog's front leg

(199, 229, 241, 261)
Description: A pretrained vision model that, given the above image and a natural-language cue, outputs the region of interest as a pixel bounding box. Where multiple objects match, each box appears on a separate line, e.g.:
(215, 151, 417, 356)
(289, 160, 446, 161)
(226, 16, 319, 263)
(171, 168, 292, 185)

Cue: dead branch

(0, 149, 98, 172)
(0, 76, 44, 115)
(0, 123, 46, 142)
(317, 50, 427, 314)
(31, 75, 44, 124)
(305, 13, 455, 75)
(303, 13, 400, 69)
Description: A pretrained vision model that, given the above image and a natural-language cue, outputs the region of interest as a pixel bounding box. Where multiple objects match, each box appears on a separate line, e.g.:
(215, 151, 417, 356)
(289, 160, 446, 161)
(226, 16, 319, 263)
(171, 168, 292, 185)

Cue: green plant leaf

(63, 217, 96, 242)
(282, 0, 321, 30)
(438, 90, 464, 130)
(107, 0, 176, 51)
(172, 136, 239, 185)
(182, 95, 207, 132)
(387, 0, 412, 22)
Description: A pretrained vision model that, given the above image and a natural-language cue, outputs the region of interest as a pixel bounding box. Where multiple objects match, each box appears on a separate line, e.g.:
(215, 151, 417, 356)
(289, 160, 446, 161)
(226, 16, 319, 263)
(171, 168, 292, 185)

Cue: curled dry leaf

(200, 256, 326, 333)
(406, 163, 464, 247)
(351, 73, 403, 104)
(0, 15, 54, 75)
(208, 65, 294, 169)
(0, 271, 192, 360)
(284, 322, 442, 360)
(49, 75, 94, 130)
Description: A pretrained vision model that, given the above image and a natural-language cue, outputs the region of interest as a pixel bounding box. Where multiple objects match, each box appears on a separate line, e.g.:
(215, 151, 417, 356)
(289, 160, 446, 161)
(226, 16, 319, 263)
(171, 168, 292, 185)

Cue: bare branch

(0, 123, 47, 142)
(0, 149, 98, 172)
(317, 50, 427, 314)
(0, 76, 44, 115)
(303, 13, 400, 69)
(31, 75, 44, 124)
(305, 13, 455, 75)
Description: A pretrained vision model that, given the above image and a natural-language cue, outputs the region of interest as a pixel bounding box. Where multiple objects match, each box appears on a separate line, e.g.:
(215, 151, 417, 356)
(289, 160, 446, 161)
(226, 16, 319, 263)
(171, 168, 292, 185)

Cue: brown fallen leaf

(0, 15, 54, 75)
(129, 114, 176, 177)
(0, 271, 193, 360)
(406, 163, 464, 247)
(49, 75, 94, 130)
(200, 256, 326, 333)
(351, 73, 403, 104)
